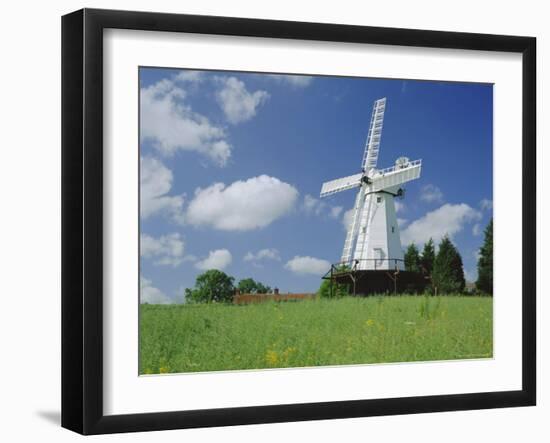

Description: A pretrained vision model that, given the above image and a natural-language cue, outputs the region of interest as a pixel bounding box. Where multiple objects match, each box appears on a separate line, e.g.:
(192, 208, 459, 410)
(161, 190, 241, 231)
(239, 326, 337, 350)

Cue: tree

(476, 219, 493, 295)
(185, 270, 235, 303)
(404, 243, 426, 293)
(420, 238, 435, 277)
(432, 236, 466, 294)
(419, 238, 436, 293)
(237, 278, 272, 294)
(318, 279, 349, 298)
(254, 281, 272, 294)
(318, 265, 350, 298)
(404, 244, 421, 273)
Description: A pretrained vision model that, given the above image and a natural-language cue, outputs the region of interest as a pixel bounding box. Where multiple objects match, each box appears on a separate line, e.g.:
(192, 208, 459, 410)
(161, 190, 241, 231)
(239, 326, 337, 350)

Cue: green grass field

(139, 295, 492, 374)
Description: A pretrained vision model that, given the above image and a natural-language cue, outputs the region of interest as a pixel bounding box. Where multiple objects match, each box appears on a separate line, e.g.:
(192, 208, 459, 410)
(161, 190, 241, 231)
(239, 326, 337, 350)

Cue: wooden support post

(330, 265, 334, 298)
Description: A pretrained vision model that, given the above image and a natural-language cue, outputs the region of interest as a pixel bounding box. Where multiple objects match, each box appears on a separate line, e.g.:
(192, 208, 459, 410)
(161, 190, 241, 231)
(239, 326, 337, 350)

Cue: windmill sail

(352, 193, 376, 264)
(341, 186, 366, 264)
(320, 173, 363, 198)
(370, 160, 422, 192)
(361, 98, 386, 172)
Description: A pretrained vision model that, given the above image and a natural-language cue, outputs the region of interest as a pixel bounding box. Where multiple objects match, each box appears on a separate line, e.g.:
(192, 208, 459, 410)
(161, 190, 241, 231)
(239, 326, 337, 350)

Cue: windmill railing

(374, 159, 422, 176)
(322, 258, 405, 279)
(322, 259, 406, 297)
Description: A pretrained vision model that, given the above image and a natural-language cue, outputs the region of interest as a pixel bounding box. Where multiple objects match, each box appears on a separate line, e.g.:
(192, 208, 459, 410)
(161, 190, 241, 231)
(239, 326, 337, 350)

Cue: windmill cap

(395, 156, 410, 167)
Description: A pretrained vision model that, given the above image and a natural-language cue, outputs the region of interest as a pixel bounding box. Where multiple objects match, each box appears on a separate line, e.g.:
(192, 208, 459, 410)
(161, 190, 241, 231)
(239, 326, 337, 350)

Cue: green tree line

(403, 218, 492, 295)
(182, 219, 493, 302)
(185, 270, 272, 303)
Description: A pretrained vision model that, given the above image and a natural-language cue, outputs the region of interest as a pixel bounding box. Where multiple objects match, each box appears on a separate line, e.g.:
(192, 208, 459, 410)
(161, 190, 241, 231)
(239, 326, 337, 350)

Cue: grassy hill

(139, 295, 492, 374)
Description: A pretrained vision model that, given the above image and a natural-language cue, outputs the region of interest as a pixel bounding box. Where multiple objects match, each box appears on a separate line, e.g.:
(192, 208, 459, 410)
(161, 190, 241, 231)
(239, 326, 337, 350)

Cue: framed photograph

(62, 8, 536, 435)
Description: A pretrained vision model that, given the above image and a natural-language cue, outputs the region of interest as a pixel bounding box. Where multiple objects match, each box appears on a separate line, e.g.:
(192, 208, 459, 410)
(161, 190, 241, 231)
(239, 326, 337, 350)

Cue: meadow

(139, 295, 493, 374)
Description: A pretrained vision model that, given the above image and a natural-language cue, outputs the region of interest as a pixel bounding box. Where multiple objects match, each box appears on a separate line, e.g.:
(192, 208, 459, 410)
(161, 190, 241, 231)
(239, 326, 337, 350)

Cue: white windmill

(320, 98, 422, 272)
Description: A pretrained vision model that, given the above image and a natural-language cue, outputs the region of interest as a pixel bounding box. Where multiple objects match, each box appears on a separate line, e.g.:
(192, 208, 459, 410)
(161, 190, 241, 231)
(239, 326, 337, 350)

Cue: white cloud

(140, 233, 185, 266)
(400, 203, 482, 246)
(266, 74, 313, 88)
(186, 175, 298, 231)
(397, 218, 408, 228)
(420, 184, 444, 204)
(140, 157, 185, 224)
(140, 77, 231, 166)
(195, 249, 233, 271)
(140, 276, 172, 304)
(244, 248, 281, 263)
(303, 194, 324, 215)
(464, 269, 477, 283)
(330, 206, 343, 219)
(285, 256, 331, 275)
(472, 223, 482, 236)
(395, 201, 406, 213)
(303, 194, 342, 219)
(173, 286, 188, 304)
(216, 77, 269, 124)
(480, 198, 493, 211)
(342, 208, 355, 231)
(173, 70, 203, 83)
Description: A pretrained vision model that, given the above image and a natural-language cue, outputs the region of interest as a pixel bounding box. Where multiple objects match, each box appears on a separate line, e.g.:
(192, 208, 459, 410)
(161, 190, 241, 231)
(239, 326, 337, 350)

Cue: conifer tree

(432, 236, 466, 294)
(404, 244, 421, 273)
(420, 238, 435, 277)
(476, 219, 493, 295)
(419, 238, 436, 293)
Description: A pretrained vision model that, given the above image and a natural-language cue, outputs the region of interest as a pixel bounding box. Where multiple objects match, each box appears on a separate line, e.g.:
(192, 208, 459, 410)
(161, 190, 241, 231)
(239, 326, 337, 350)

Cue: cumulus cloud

(140, 157, 185, 223)
(216, 77, 269, 124)
(480, 198, 493, 211)
(244, 248, 281, 264)
(285, 256, 331, 275)
(400, 203, 482, 246)
(140, 233, 185, 266)
(195, 249, 233, 271)
(140, 276, 172, 304)
(342, 208, 355, 231)
(464, 268, 477, 283)
(472, 223, 482, 236)
(266, 74, 314, 88)
(397, 218, 408, 228)
(330, 206, 343, 219)
(173, 70, 203, 83)
(303, 194, 324, 215)
(303, 194, 342, 219)
(186, 175, 298, 231)
(420, 184, 444, 204)
(394, 201, 405, 213)
(140, 77, 231, 166)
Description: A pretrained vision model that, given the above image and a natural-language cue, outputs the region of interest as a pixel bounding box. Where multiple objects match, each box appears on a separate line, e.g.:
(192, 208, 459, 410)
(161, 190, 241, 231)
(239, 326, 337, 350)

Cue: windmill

(320, 98, 422, 274)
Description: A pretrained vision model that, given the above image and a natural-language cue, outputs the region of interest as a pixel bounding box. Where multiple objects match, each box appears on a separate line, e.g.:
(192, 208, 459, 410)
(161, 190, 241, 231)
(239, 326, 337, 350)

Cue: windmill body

(320, 98, 422, 271)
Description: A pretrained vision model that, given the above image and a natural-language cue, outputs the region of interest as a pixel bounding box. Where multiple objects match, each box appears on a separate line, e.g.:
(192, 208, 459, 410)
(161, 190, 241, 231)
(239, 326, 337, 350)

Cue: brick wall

(233, 293, 317, 304)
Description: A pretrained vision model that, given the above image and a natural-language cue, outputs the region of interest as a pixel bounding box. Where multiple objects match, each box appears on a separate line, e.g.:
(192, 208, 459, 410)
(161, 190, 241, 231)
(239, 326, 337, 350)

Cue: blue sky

(139, 67, 493, 303)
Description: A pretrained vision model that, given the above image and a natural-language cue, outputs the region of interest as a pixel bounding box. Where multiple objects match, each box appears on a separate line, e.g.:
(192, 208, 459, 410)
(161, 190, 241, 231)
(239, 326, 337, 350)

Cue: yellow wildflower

(265, 350, 279, 366)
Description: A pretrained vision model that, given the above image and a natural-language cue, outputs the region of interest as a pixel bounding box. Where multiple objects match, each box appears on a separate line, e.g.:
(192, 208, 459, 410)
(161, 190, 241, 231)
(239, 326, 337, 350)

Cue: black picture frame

(62, 8, 536, 435)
